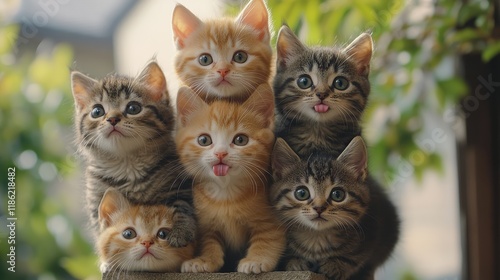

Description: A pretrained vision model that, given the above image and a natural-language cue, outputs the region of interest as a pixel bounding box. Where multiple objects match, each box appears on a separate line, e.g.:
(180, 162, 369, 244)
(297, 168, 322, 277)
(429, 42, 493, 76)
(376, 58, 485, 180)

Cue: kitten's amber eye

(157, 228, 170, 240)
(197, 134, 212, 146)
(91, 105, 105, 118)
(233, 134, 249, 146)
(125, 101, 142, 115)
(297, 75, 313, 89)
(294, 186, 310, 201)
(232, 51, 248, 63)
(330, 188, 346, 202)
(122, 228, 137, 239)
(198, 54, 213, 66)
(333, 77, 349, 90)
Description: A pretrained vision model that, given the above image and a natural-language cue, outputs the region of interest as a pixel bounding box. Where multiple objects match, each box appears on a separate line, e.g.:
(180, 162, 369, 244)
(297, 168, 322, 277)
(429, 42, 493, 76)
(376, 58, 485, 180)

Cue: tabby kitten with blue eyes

(172, 0, 272, 102)
(271, 137, 399, 280)
(98, 188, 194, 274)
(274, 24, 372, 158)
(71, 61, 196, 248)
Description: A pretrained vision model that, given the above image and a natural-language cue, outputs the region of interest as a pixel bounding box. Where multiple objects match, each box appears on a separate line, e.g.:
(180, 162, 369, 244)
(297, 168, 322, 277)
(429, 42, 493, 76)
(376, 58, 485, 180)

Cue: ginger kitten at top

(175, 84, 285, 273)
(172, 0, 272, 102)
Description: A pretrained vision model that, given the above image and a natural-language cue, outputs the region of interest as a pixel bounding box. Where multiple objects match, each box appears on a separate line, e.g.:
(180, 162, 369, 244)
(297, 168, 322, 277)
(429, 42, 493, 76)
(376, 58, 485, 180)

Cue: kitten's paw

(181, 258, 221, 273)
(237, 257, 273, 274)
(167, 226, 194, 247)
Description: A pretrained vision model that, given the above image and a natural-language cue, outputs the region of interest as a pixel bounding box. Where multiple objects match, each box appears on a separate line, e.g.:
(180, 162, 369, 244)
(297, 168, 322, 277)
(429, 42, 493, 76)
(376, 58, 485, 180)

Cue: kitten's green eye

(91, 105, 105, 118)
(122, 228, 137, 239)
(232, 51, 248, 63)
(297, 75, 313, 89)
(198, 54, 213, 66)
(330, 188, 346, 202)
(333, 77, 349, 90)
(233, 134, 249, 146)
(294, 186, 310, 201)
(197, 134, 212, 146)
(126, 101, 142, 115)
(157, 228, 169, 240)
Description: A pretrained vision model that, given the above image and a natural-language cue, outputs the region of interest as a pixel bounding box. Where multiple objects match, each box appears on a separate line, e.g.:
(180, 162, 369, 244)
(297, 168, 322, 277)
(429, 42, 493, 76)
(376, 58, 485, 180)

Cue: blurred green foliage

(0, 25, 99, 279)
(265, 0, 497, 184)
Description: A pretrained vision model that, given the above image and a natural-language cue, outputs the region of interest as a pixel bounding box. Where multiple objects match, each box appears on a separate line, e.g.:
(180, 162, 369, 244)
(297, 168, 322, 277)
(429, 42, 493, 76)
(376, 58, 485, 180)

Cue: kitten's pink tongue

(314, 104, 329, 113)
(213, 164, 229, 176)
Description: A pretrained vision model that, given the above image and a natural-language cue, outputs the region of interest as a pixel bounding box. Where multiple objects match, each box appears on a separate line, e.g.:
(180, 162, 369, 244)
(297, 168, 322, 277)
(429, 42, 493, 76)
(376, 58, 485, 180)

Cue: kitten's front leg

(181, 230, 224, 273)
(167, 199, 196, 247)
(238, 220, 286, 274)
(319, 257, 359, 280)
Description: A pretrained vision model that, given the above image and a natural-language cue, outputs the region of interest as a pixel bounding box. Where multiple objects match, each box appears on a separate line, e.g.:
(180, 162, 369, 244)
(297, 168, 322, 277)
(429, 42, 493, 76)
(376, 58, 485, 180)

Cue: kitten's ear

(71, 71, 98, 110)
(337, 136, 368, 181)
(276, 25, 306, 69)
(172, 4, 202, 50)
(176, 86, 207, 127)
(138, 61, 167, 102)
(236, 0, 270, 42)
(344, 33, 373, 76)
(98, 188, 130, 228)
(242, 83, 275, 126)
(272, 138, 301, 181)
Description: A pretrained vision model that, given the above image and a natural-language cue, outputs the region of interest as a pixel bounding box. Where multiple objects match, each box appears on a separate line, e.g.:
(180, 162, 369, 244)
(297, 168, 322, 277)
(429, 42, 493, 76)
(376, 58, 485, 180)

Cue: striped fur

(97, 189, 194, 275)
(273, 25, 372, 158)
(271, 137, 399, 280)
(175, 84, 285, 273)
(172, 0, 272, 102)
(71, 61, 196, 248)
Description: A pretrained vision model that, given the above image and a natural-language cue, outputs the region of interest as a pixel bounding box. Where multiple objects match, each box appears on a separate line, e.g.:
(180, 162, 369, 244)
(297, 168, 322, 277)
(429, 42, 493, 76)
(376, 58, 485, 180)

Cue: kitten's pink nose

(217, 69, 230, 77)
(107, 116, 121, 126)
(215, 152, 228, 160)
(141, 241, 153, 248)
(314, 206, 326, 214)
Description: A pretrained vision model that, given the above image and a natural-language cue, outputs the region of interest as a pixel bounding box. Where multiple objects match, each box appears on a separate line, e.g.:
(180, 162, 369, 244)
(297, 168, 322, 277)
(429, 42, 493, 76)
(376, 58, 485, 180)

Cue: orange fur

(175, 84, 285, 273)
(173, 0, 272, 101)
(97, 189, 194, 274)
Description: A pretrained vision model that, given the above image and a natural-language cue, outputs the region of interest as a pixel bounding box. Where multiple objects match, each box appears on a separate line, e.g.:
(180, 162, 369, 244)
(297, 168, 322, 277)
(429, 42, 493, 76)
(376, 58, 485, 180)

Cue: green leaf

(482, 41, 500, 62)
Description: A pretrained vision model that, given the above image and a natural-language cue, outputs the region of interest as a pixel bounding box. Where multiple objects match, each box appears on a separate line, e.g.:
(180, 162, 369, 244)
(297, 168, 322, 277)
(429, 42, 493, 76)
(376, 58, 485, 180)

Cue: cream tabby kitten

(172, 0, 272, 102)
(175, 84, 285, 273)
(98, 188, 194, 275)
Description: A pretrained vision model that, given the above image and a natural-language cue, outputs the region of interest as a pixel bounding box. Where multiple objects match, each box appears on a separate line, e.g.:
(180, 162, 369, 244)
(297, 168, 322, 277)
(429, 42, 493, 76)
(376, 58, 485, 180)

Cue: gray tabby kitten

(274, 25, 372, 158)
(271, 137, 399, 280)
(71, 61, 195, 247)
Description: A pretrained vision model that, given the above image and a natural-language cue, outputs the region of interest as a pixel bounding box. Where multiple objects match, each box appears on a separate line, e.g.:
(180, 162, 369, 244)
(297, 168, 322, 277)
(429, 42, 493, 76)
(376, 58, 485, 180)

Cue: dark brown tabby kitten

(71, 61, 195, 247)
(271, 137, 399, 280)
(274, 25, 372, 158)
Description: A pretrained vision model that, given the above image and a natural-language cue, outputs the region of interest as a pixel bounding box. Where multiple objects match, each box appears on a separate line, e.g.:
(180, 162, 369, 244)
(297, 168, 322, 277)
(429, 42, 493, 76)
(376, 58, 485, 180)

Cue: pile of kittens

(70, 0, 399, 279)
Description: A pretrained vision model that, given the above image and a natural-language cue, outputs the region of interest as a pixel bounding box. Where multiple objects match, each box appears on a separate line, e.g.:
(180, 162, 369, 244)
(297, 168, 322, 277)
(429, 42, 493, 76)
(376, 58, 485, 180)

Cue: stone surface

(102, 271, 327, 280)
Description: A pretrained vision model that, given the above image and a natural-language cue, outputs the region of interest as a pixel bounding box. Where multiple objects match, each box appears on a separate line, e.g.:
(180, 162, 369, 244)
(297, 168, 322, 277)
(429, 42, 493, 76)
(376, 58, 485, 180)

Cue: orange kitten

(172, 0, 272, 102)
(97, 189, 194, 274)
(175, 84, 285, 273)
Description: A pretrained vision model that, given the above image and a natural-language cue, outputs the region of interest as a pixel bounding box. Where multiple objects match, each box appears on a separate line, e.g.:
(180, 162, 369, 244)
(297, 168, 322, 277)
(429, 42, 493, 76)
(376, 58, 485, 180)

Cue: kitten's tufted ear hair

(138, 61, 167, 102)
(172, 4, 202, 50)
(271, 138, 301, 181)
(236, 0, 270, 43)
(344, 33, 373, 76)
(98, 188, 130, 229)
(176, 86, 207, 127)
(242, 83, 275, 127)
(276, 25, 306, 70)
(337, 136, 368, 181)
(71, 71, 98, 111)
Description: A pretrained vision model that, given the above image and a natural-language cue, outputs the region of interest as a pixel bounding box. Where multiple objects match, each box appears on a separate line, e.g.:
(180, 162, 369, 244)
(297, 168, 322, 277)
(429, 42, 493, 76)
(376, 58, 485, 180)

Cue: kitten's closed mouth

(312, 216, 328, 222)
(213, 163, 230, 176)
(107, 128, 124, 137)
(314, 104, 329, 113)
(216, 78, 232, 86)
